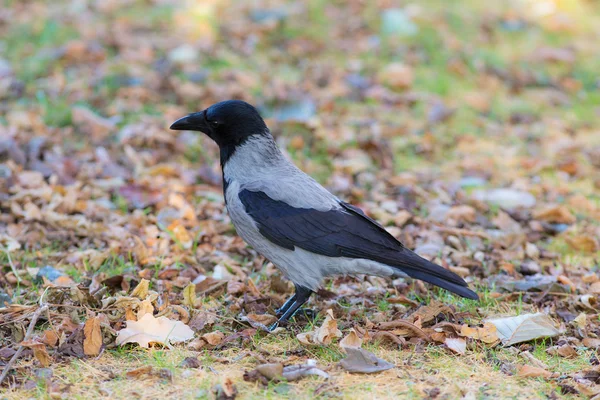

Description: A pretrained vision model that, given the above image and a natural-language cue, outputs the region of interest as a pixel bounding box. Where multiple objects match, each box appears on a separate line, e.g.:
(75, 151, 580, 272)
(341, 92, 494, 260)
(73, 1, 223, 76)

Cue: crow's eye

(209, 120, 219, 128)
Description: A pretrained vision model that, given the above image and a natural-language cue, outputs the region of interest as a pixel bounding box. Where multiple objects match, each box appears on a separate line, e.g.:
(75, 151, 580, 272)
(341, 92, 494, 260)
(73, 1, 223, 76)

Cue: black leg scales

(269, 285, 313, 331)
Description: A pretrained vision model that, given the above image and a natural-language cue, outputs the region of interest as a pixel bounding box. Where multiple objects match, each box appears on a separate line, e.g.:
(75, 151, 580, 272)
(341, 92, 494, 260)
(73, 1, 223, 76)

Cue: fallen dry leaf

(256, 363, 284, 381)
(487, 313, 561, 346)
(83, 317, 102, 356)
(583, 338, 600, 349)
(202, 330, 225, 346)
(212, 377, 237, 400)
(297, 309, 342, 346)
(116, 313, 194, 348)
(517, 364, 552, 378)
(459, 323, 500, 344)
(21, 340, 51, 367)
(444, 337, 467, 355)
(282, 359, 329, 381)
(245, 313, 277, 326)
(533, 205, 576, 224)
(126, 365, 154, 379)
(340, 328, 363, 350)
(131, 279, 150, 299)
(565, 235, 599, 253)
(182, 283, 196, 308)
(339, 348, 395, 374)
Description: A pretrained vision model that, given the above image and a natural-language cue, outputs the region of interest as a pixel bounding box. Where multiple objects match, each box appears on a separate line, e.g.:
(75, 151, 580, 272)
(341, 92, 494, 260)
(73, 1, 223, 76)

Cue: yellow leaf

(459, 323, 499, 344)
(182, 283, 197, 308)
(131, 279, 150, 299)
(137, 299, 154, 319)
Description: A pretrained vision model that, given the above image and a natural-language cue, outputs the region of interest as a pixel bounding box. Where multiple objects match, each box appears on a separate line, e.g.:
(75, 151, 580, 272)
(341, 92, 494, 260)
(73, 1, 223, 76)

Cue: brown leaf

(297, 309, 342, 346)
(21, 340, 51, 367)
(179, 356, 201, 369)
(202, 330, 225, 346)
(446, 205, 477, 223)
(377, 320, 431, 341)
(340, 328, 363, 350)
(226, 280, 246, 295)
(213, 377, 237, 400)
(565, 235, 599, 253)
(255, 363, 284, 381)
(126, 365, 154, 379)
(517, 364, 552, 378)
(245, 313, 277, 326)
(407, 301, 453, 325)
(533, 205, 576, 224)
(556, 344, 578, 358)
(41, 329, 59, 347)
(583, 338, 600, 349)
(83, 317, 102, 356)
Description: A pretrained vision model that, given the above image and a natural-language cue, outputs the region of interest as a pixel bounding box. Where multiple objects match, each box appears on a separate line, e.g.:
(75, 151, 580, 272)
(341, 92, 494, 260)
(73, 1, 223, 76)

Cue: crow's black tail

(392, 249, 479, 300)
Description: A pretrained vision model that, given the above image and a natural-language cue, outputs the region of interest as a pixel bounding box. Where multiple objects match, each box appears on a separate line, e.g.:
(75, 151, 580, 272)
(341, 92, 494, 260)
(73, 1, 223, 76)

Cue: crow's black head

(170, 100, 268, 150)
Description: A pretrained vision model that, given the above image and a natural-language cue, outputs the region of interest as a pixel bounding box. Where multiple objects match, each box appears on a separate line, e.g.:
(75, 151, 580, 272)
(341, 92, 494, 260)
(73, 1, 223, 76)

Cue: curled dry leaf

(487, 313, 562, 346)
(339, 348, 395, 374)
(21, 340, 51, 367)
(137, 299, 154, 319)
(444, 338, 467, 355)
(83, 317, 102, 356)
(182, 283, 196, 308)
(297, 309, 342, 346)
(116, 313, 194, 348)
(340, 328, 363, 350)
(517, 364, 552, 379)
(131, 279, 150, 299)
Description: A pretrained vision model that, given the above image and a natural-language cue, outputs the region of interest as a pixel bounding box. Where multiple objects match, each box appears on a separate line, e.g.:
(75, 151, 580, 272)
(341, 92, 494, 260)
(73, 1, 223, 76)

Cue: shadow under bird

(171, 100, 478, 330)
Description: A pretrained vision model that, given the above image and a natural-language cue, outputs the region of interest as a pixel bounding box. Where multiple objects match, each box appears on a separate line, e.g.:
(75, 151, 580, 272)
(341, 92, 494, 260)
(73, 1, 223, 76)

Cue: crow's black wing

(238, 189, 478, 299)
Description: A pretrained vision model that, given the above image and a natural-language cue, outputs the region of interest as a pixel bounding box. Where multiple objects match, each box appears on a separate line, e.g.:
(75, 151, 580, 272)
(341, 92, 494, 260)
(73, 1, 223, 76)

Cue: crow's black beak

(169, 111, 208, 132)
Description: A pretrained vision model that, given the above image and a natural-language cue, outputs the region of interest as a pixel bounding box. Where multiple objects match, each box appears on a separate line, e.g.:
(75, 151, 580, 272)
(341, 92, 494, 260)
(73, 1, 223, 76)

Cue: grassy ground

(1, 0, 600, 398)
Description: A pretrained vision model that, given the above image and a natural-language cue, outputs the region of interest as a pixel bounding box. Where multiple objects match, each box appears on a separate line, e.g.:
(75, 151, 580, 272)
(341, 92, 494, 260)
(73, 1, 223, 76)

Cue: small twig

(3, 249, 22, 284)
(0, 304, 49, 386)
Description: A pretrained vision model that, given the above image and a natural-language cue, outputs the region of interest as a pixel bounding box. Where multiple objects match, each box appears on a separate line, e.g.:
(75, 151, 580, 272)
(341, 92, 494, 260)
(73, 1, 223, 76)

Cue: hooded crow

(171, 100, 478, 329)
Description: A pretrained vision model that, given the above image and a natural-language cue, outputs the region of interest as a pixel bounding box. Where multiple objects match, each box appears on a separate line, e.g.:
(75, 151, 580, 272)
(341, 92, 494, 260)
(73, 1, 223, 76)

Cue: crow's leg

(275, 293, 297, 317)
(269, 285, 313, 331)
